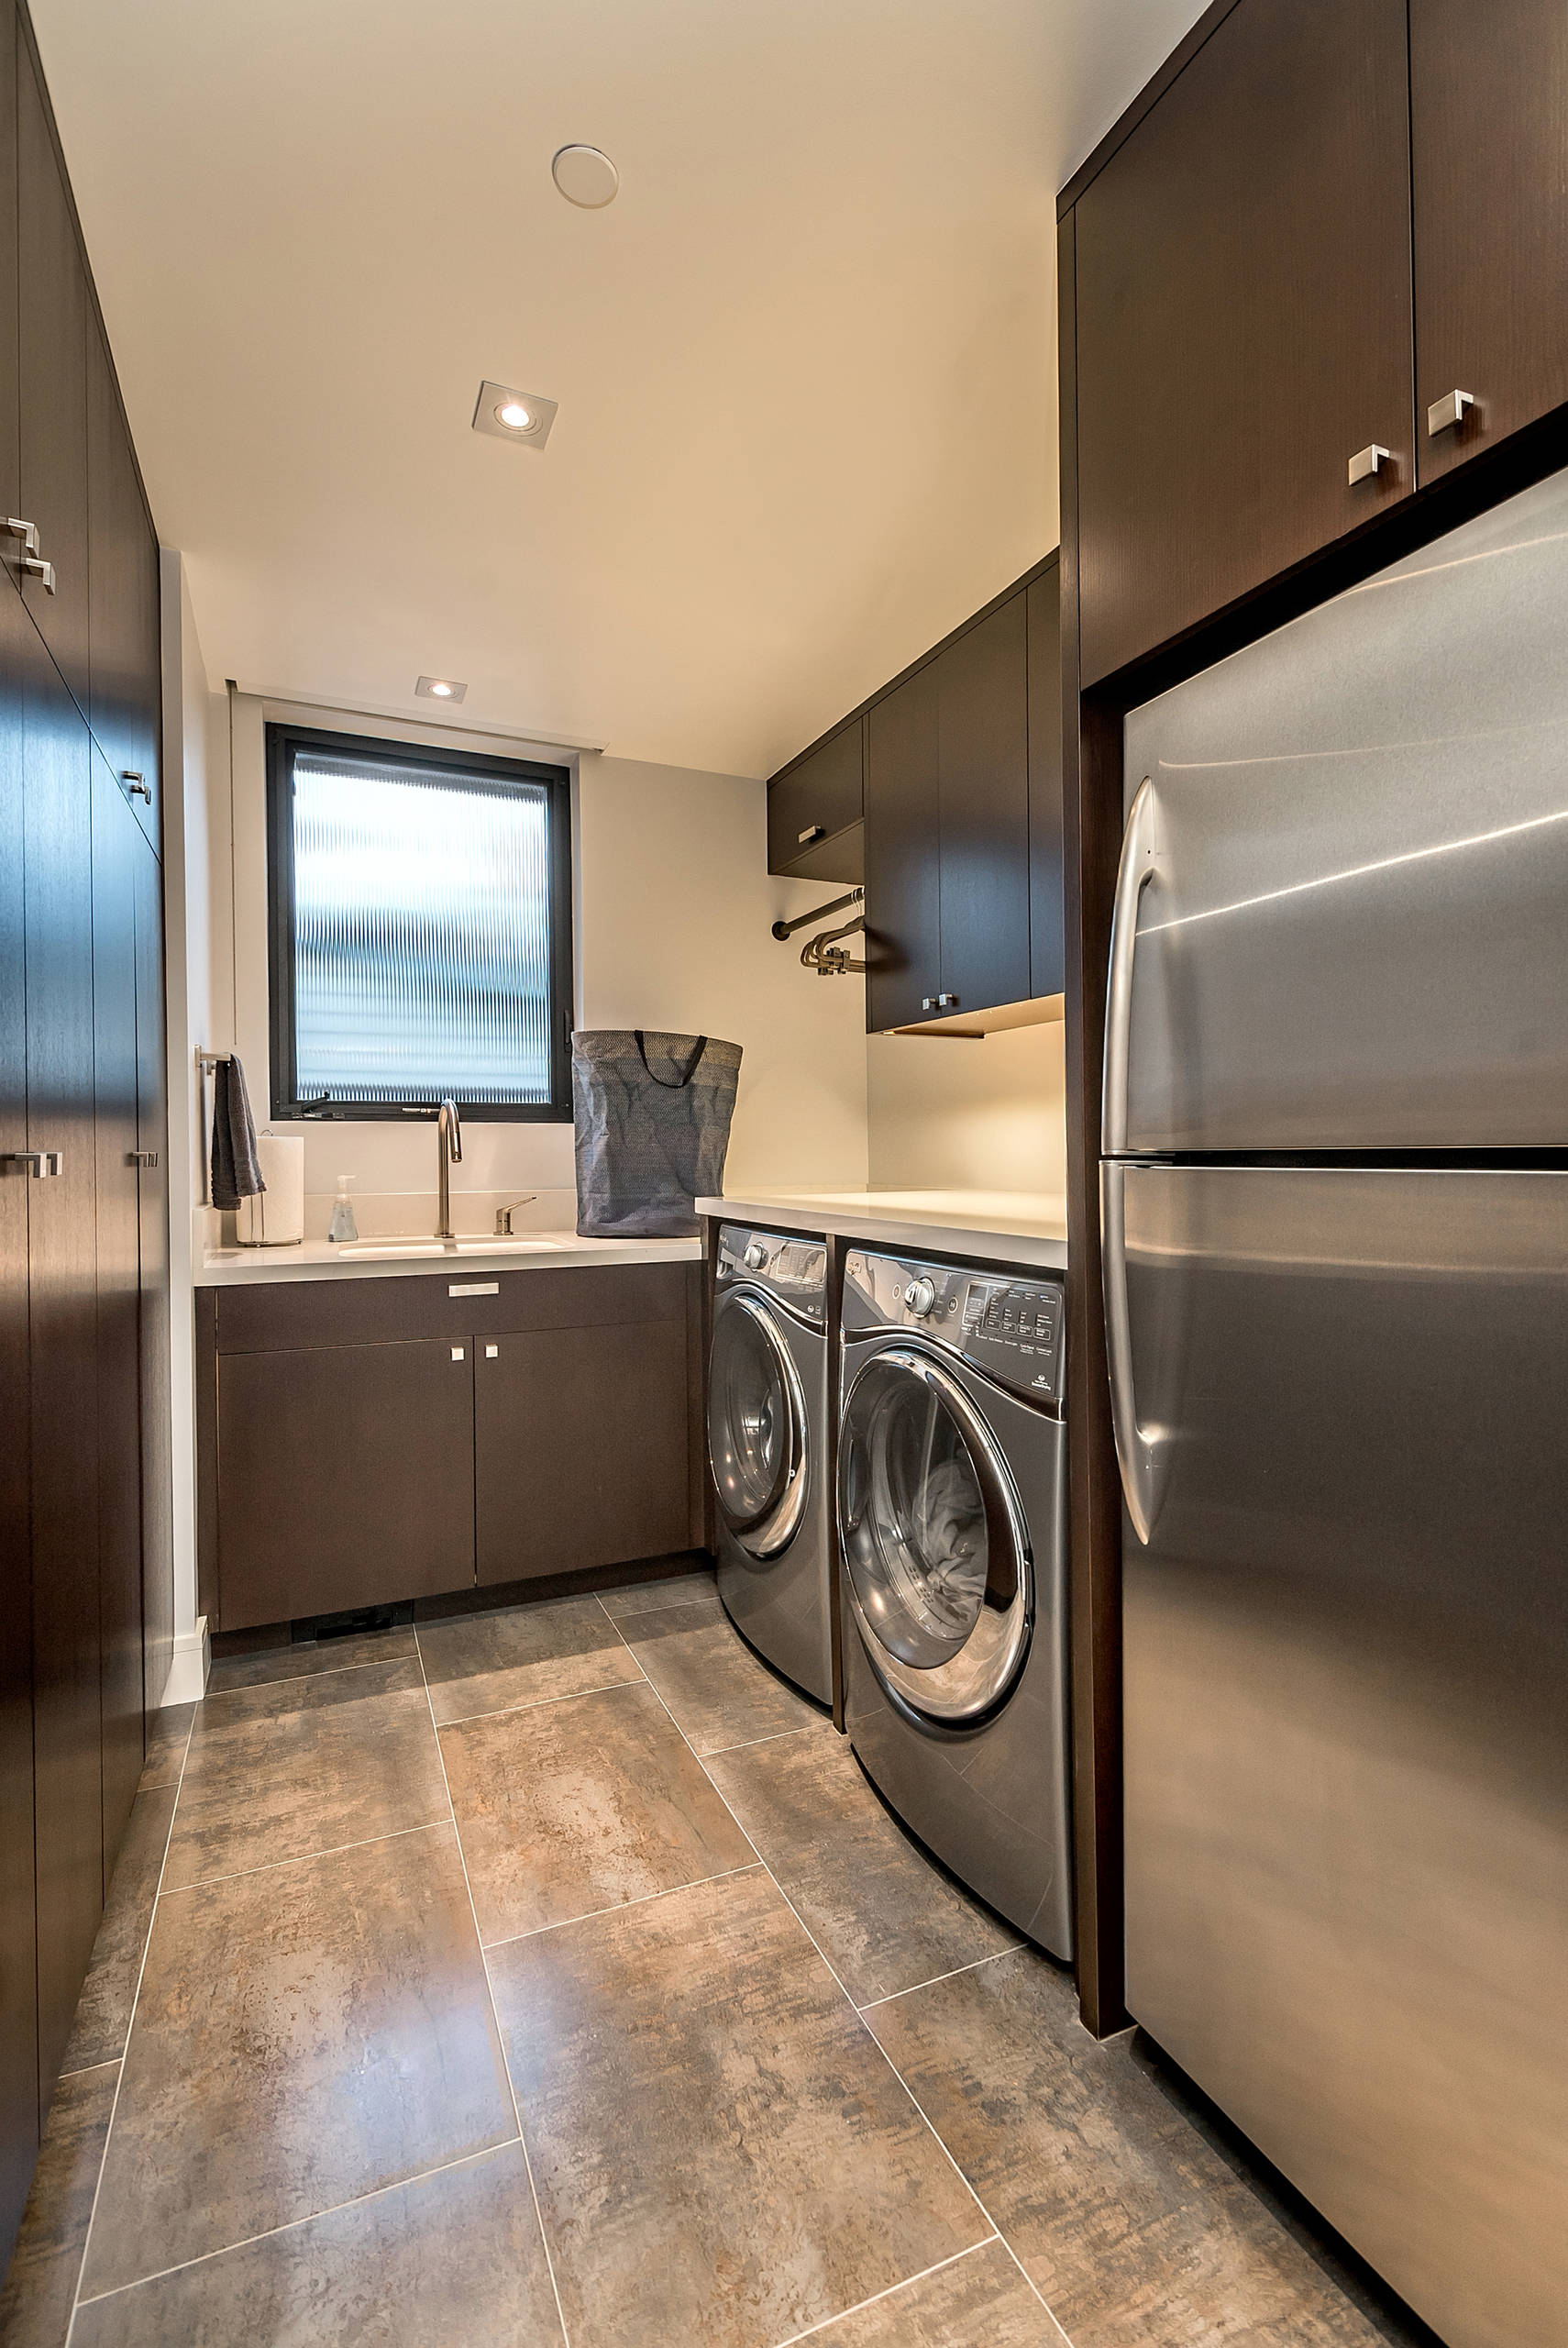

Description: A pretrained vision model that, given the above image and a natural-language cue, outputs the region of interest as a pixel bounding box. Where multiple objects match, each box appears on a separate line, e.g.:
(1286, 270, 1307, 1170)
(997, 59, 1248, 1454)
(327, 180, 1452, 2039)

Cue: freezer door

(1113, 1163, 1568, 2348)
(1118, 463, 1568, 1151)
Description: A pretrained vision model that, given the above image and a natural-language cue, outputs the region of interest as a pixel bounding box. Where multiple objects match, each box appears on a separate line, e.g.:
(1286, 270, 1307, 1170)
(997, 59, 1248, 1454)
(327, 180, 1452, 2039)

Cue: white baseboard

(162, 1616, 211, 1707)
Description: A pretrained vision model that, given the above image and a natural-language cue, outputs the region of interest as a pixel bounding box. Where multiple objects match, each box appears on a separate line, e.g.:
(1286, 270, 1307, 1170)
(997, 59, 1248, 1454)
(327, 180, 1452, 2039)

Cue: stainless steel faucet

(494, 1195, 536, 1235)
(436, 1099, 463, 1239)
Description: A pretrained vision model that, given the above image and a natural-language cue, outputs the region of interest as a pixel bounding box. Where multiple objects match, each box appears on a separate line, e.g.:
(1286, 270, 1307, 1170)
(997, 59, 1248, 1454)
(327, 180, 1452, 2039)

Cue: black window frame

(266, 721, 575, 1123)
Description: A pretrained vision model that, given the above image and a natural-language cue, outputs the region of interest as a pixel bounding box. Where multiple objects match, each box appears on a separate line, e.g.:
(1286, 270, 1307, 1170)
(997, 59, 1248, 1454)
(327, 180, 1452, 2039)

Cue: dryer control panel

(717, 1225, 829, 1324)
(843, 1250, 1065, 1408)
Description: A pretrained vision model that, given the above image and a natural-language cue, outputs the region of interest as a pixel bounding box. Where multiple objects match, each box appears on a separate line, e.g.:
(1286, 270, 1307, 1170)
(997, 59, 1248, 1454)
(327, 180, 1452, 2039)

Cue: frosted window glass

(290, 750, 554, 1104)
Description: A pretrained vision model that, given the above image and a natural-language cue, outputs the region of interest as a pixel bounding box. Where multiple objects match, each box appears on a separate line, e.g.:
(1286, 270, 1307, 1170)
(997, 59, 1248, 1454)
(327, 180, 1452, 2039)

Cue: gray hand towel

(211, 1056, 265, 1210)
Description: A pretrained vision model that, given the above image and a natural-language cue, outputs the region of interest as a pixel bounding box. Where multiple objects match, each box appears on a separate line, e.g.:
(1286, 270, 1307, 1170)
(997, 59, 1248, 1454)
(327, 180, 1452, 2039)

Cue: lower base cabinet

(476, 1318, 690, 1585)
(205, 1263, 701, 1632)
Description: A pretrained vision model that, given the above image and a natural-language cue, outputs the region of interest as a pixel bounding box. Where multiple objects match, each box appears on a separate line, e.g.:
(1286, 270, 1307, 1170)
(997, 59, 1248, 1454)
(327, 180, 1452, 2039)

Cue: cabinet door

(0, 554, 36, 2261)
(134, 832, 172, 1711)
(1410, 0, 1568, 485)
(89, 326, 160, 851)
(216, 1340, 475, 1630)
(476, 1318, 690, 1585)
(24, 608, 102, 2104)
(92, 761, 142, 1866)
(0, 0, 20, 529)
(936, 595, 1029, 1016)
(864, 659, 941, 1031)
(1026, 569, 1065, 1002)
(1074, 0, 1413, 685)
(17, 31, 89, 710)
(767, 723, 863, 876)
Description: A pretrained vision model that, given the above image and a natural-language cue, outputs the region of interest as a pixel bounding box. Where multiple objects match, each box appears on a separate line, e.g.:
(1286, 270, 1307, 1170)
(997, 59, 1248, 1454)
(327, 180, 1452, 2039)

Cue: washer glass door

(709, 1290, 809, 1558)
(839, 1345, 1031, 1721)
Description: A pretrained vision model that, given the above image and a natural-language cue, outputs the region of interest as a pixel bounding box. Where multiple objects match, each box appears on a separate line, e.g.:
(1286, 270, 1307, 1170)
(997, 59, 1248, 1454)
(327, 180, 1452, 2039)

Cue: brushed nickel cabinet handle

(1347, 443, 1391, 487)
(2, 1150, 62, 1177)
(3, 518, 39, 554)
(128, 1149, 159, 1168)
(797, 824, 825, 845)
(450, 1345, 466, 1362)
(121, 771, 152, 803)
(21, 554, 55, 594)
(937, 992, 958, 1008)
(1426, 388, 1474, 436)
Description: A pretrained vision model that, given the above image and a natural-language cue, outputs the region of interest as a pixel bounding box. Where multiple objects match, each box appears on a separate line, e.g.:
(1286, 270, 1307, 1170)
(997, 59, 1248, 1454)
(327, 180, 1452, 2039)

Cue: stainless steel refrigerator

(1103, 466, 1568, 2348)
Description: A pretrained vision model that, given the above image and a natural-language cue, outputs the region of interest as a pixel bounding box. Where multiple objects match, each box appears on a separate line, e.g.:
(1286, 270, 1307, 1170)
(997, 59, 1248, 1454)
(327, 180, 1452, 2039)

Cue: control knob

(903, 1276, 937, 1318)
(743, 1241, 768, 1272)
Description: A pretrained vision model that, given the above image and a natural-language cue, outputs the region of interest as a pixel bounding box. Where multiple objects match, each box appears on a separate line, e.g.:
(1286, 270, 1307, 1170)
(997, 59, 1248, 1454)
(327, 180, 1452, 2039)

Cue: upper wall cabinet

(1409, 0, 1568, 485)
(767, 720, 863, 883)
(933, 594, 1030, 1018)
(865, 659, 941, 1033)
(1026, 567, 1064, 1002)
(1072, 0, 1413, 687)
(89, 323, 161, 851)
(17, 28, 89, 711)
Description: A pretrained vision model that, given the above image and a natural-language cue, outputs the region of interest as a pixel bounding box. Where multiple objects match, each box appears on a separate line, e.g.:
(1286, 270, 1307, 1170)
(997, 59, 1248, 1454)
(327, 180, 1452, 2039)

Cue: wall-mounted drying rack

(771, 886, 867, 977)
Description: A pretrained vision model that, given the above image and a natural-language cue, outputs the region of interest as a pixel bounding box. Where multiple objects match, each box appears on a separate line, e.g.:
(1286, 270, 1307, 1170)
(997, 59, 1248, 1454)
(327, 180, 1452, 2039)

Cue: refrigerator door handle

(1101, 1158, 1161, 1545)
(1102, 775, 1159, 1156)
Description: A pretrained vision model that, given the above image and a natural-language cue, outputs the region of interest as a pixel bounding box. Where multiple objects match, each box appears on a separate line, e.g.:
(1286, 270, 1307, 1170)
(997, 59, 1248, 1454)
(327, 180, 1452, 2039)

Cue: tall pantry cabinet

(0, 3, 170, 2261)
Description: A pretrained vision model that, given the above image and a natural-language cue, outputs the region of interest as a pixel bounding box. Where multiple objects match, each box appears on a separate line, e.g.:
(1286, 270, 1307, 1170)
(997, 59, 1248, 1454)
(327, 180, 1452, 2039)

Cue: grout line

(72, 2139, 525, 2309)
(67, 1684, 199, 2338)
(701, 1720, 826, 1759)
(413, 1622, 573, 2348)
(764, 2236, 1000, 2348)
(201, 1648, 417, 1700)
(996, 2233, 1075, 2345)
(594, 1591, 1079, 2348)
(430, 1668, 649, 1735)
(480, 1864, 764, 1955)
(155, 1817, 450, 1899)
(856, 1944, 1026, 2013)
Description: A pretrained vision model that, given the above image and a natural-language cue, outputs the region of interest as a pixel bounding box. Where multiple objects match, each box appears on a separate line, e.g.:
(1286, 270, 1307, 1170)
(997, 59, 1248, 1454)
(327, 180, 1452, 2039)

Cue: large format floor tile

(81, 1824, 514, 2299)
(138, 1704, 194, 1792)
(866, 1949, 1418, 2348)
(418, 1595, 641, 1725)
(0, 2064, 117, 2348)
(441, 1680, 755, 1944)
(810, 2239, 1065, 2346)
(163, 1659, 447, 1889)
(489, 1866, 985, 2348)
(72, 2143, 560, 2348)
(63, 1785, 177, 2072)
(598, 1567, 716, 1620)
(613, 1596, 819, 1756)
(207, 1624, 417, 1694)
(706, 1727, 1019, 2008)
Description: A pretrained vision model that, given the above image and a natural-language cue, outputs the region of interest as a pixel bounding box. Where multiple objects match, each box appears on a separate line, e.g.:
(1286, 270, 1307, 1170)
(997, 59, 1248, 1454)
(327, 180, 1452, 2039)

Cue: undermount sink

(335, 1235, 562, 1259)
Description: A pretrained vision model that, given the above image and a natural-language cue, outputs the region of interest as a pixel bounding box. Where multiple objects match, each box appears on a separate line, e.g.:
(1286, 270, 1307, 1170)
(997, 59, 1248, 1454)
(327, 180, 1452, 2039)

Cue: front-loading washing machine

(710, 1224, 834, 1705)
(837, 1246, 1073, 1957)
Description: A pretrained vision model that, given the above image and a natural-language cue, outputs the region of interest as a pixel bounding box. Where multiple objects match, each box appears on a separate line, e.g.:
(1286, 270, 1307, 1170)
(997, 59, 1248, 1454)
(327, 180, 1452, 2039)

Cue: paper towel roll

(237, 1134, 305, 1246)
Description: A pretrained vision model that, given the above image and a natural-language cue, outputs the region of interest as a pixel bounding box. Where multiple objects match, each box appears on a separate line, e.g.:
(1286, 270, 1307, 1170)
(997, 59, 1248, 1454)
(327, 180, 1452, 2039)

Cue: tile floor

(0, 1569, 1435, 2348)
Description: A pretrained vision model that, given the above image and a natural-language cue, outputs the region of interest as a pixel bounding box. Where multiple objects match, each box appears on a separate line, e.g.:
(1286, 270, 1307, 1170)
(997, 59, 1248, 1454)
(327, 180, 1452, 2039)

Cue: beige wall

(864, 1019, 1066, 1198)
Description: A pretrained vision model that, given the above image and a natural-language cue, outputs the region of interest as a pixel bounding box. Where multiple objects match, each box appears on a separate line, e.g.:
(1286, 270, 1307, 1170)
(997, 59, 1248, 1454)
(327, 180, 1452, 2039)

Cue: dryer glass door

(839, 1346, 1031, 1722)
(709, 1290, 809, 1559)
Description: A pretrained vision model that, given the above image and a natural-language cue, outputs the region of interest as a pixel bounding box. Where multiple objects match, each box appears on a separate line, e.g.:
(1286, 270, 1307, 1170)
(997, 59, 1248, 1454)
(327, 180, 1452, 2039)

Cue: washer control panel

(843, 1250, 1065, 1407)
(717, 1225, 829, 1322)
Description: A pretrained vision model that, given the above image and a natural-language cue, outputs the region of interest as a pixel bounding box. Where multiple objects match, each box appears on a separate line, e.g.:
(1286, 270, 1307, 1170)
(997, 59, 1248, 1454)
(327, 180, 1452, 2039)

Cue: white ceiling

(34, 0, 1208, 776)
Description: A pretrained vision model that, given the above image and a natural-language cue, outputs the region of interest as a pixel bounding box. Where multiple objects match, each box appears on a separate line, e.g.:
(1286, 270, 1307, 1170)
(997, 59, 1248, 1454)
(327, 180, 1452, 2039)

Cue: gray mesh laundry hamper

(572, 1029, 743, 1238)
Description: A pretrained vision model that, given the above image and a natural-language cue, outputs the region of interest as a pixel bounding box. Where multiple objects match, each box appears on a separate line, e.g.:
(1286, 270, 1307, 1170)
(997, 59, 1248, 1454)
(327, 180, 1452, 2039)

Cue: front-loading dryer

(710, 1224, 833, 1705)
(838, 1246, 1073, 1957)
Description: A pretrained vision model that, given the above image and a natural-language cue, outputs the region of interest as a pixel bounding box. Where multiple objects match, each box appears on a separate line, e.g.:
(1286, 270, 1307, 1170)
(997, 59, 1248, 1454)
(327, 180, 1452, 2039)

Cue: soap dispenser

(328, 1175, 359, 1243)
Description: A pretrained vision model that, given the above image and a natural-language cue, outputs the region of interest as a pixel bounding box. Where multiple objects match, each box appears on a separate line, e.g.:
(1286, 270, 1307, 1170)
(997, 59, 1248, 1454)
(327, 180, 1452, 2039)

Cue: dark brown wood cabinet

(88, 325, 161, 850)
(935, 594, 1030, 1017)
(1409, 0, 1568, 485)
(865, 660, 941, 1031)
(476, 1318, 690, 1585)
(204, 1263, 703, 1633)
(1026, 564, 1065, 1001)
(1072, 0, 1413, 686)
(135, 834, 173, 1715)
(767, 722, 863, 882)
(217, 1339, 478, 1626)
(17, 24, 89, 712)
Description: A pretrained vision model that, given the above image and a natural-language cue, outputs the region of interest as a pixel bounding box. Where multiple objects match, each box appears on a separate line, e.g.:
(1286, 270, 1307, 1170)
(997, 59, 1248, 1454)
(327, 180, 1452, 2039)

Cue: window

(267, 725, 573, 1120)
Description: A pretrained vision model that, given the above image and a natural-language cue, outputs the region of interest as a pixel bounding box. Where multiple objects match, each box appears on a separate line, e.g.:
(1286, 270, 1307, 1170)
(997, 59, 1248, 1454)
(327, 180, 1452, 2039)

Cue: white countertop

(198, 1229, 702, 1286)
(696, 1189, 1068, 1271)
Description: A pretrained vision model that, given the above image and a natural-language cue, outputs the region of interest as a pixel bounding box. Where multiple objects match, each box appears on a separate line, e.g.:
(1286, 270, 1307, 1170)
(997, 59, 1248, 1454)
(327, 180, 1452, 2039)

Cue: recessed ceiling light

(552, 144, 619, 208)
(471, 380, 558, 450)
(415, 675, 467, 703)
